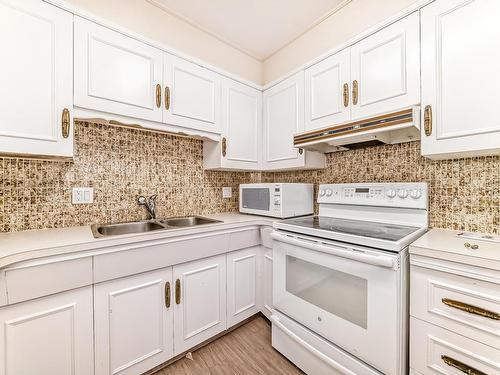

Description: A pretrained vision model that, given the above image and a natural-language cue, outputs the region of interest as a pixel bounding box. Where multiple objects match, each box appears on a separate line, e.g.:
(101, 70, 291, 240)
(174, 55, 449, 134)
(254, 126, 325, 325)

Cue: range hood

(294, 106, 420, 153)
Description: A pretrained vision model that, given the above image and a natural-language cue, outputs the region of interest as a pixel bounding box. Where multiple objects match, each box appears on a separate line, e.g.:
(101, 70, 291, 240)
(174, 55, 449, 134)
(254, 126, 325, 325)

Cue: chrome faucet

(137, 195, 157, 220)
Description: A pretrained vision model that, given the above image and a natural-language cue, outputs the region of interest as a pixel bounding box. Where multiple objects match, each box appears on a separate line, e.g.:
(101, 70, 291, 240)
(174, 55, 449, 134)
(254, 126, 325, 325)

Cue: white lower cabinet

(173, 254, 227, 355)
(227, 247, 260, 327)
(0, 287, 93, 375)
(261, 248, 273, 319)
(94, 268, 174, 375)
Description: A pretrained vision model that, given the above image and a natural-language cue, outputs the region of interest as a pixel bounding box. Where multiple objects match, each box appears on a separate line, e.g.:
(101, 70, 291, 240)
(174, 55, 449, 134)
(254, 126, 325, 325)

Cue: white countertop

(0, 213, 276, 269)
(410, 228, 500, 271)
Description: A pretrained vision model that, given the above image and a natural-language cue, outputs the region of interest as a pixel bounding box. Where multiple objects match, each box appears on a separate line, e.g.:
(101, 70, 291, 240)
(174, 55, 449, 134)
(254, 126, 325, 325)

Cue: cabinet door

(221, 78, 262, 169)
(94, 269, 173, 375)
(421, 0, 500, 158)
(305, 50, 351, 131)
(164, 54, 221, 133)
(74, 17, 163, 122)
(350, 12, 420, 119)
(227, 247, 260, 328)
(0, 0, 73, 158)
(173, 254, 226, 355)
(263, 72, 305, 170)
(0, 287, 93, 375)
(261, 248, 273, 320)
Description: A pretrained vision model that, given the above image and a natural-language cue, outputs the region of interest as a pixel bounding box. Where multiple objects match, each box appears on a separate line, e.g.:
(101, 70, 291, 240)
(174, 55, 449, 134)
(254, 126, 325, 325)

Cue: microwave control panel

(273, 185, 282, 213)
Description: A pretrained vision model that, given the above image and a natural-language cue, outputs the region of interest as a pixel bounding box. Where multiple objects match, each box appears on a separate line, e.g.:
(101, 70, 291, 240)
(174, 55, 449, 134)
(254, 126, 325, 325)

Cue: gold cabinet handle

(464, 242, 479, 250)
(165, 86, 170, 110)
(155, 84, 161, 108)
(442, 298, 500, 320)
(298, 148, 304, 155)
(61, 108, 71, 138)
(441, 355, 487, 375)
(424, 105, 432, 136)
(352, 80, 359, 105)
(165, 281, 171, 308)
(222, 137, 227, 157)
(343, 83, 349, 108)
(175, 278, 181, 305)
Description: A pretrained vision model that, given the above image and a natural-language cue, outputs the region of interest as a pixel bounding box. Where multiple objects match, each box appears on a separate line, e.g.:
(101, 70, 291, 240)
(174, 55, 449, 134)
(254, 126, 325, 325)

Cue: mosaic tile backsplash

(0, 121, 499, 234)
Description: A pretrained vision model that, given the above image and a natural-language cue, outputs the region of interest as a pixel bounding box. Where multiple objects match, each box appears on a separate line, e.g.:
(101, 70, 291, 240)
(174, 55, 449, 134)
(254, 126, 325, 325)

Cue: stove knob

(319, 189, 326, 196)
(325, 189, 333, 197)
(398, 189, 409, 199)
(386, 189, 396, 198)
(410, 189, 422, 199)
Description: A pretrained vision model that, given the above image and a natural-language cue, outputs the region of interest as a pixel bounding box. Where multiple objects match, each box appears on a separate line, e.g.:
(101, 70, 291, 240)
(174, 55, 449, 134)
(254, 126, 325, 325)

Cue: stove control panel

(318, 183, 428, 209)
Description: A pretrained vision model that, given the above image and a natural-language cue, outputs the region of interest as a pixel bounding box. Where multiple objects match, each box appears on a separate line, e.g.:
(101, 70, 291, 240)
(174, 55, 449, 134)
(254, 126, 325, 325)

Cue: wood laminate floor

(153, 316, 304, 375)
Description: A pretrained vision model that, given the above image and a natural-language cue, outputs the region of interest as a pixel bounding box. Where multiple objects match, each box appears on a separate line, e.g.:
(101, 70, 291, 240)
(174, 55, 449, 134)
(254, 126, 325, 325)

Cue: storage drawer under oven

(410, 317, 500, 375)
(410, 265, 500, 349)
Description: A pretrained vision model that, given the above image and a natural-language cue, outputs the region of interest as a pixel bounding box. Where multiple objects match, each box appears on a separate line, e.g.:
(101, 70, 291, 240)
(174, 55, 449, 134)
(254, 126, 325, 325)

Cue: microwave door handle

(271, 315, 357, 375)
(270, 231, 396, 269)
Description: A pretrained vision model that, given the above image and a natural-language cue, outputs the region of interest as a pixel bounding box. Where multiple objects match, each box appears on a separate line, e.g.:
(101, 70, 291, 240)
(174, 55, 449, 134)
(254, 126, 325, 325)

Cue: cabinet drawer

(4, 257, 93, 304)
(410, 265, 500, 348)
(410, 317, 500, 375)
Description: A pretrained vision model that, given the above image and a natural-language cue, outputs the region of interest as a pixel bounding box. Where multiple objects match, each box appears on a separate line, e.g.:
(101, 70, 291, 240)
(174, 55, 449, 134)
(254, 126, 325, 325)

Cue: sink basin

(91, 221, 166, 238)
(91, 216, 222, 238)
(161, 216, 222, 227)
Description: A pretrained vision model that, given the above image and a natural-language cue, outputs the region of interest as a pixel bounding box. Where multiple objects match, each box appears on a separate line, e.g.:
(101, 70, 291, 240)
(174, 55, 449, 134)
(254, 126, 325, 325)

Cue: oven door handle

(271, 231, 396, 269)
(271, 315, 357, 375)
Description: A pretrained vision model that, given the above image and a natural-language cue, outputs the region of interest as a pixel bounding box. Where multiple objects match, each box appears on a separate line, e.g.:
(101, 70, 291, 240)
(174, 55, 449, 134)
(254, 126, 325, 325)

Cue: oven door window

(241, 188, 270, 211)
(286, 255, 368, 328)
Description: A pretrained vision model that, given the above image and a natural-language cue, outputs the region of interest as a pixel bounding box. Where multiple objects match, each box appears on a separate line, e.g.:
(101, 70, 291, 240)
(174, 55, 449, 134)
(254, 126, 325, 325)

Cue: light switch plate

(222, 187, 232, 198)
(72, 187, 94, 204)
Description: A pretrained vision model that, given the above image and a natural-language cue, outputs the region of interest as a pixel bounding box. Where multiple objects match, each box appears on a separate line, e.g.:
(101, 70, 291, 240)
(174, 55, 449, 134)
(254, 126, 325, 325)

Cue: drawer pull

(441, 355, 487, 375)
(165, 281, 171, 308)
(442, 298, 500, 320)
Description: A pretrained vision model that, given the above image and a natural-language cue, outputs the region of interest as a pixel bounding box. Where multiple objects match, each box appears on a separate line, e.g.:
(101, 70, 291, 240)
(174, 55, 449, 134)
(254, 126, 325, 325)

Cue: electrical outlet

(72, 187, 94, 204)
(222, 187, 232, 198)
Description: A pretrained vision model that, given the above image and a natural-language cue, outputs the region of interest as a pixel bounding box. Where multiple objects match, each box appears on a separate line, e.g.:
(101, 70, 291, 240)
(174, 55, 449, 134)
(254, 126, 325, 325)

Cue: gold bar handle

(155, 84, 161, 108)
(441, 355, 487, 375)
(442, 298, 500, 320)
(352, 80, 359, 105)
(175, 278, 181, 305)
(424, 105, 432, 136)
(165, 86, 170, 110)
(61, 108, 70, 139)
(343, 83, 349, 108)
(222, 137, 227, 157)
(165, 282, 171, 308)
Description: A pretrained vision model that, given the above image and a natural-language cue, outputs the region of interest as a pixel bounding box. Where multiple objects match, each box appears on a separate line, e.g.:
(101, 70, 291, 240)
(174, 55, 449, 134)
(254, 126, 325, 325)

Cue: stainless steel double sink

(91, 216, 222, 238)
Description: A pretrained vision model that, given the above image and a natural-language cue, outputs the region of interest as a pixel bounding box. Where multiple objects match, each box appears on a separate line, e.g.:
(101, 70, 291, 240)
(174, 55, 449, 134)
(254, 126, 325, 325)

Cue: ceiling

(147, 0, 351, 61)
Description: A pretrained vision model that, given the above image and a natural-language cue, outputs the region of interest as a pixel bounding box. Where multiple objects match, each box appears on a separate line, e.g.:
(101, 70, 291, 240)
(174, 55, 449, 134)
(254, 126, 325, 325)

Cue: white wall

(262, 0, 420, 84)
(64, 0, 263, 84)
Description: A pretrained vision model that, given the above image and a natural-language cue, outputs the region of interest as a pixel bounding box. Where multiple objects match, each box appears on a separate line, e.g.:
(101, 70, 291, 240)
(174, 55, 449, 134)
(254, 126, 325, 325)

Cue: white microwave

(239, 183, 314, 218)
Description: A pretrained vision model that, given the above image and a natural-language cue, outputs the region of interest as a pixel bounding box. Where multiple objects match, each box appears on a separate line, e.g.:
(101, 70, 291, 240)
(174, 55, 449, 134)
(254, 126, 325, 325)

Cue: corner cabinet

(203, 78, 262, 170)
(0, 0, 73, 158)
(0, 287, 93, 375)
(94, 268, 174, 375)
(263, 72, 326, 170)
(163, 54, 221, 134)
(74, 16, 164, 123)
(420, 0, 500, 159)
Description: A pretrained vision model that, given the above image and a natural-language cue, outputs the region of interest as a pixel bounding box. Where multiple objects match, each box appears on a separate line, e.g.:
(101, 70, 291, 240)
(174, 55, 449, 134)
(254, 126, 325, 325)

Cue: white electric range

(271, 182, 428, 375)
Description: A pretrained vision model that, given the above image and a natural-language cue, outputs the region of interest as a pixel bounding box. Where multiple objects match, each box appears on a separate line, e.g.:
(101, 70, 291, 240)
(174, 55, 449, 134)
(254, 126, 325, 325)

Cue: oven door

(272, 231, 405, 375)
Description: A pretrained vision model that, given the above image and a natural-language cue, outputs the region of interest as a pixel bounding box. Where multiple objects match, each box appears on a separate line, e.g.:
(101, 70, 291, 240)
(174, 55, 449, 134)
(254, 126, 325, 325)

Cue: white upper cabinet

(304, 49, 351, 131)
(74, 17, 164, 122)
(420, 0, 500, 159)
(263, 72, 325, 170)
(0, 0, 73, 158)
(163, 54, 221, 133)
(94, 268, 173, 375)
(173, 255, 226, 355)
(350, 12, 420, 119)
(0, 287, 93, 375)
(203, 78, 262, 170)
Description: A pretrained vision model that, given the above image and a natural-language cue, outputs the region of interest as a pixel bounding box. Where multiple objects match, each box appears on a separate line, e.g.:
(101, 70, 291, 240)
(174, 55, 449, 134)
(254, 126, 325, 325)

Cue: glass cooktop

(281, 216, 420, 242)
